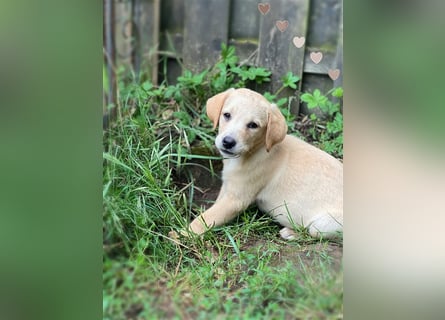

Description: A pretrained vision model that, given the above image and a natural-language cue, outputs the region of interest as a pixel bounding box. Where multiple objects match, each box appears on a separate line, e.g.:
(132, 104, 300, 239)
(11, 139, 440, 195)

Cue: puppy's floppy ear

(265, 104, 287, 152)
(206, 88, 235, 129)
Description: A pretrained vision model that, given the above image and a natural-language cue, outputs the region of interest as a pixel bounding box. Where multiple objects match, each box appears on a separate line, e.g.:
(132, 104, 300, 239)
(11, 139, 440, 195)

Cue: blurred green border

(0, 1, 102, 320)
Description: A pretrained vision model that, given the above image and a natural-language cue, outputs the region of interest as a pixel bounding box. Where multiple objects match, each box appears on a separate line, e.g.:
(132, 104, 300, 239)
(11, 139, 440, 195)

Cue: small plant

(211, 43, 272, 92)
(261, 71, 301, 132)
(300, 87, 343, 158)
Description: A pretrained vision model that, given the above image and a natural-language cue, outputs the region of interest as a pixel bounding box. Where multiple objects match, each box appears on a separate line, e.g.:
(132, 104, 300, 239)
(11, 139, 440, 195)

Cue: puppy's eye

(247, 122, 258, 129)
(223, 113, 231, 120)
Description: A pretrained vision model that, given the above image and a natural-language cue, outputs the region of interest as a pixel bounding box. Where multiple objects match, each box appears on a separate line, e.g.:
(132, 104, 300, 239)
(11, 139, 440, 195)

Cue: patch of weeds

(263, 71, 301, 129)
(300, 87, 344, 158)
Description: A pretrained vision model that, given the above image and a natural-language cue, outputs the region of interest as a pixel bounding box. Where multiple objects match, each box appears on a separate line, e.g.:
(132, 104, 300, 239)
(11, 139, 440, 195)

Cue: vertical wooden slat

(160, 0, 184, 31)
(103, 0, 117, 128)
(114, 0, 133, 73)
(133, 0, 160, 84)
(228, 0, 259, 63)
(183, 0, 230, 74)
(332, 3, 343, 111)
(300, 0, 342, 115)
(230, 0, 259, 39)
(257, 0, 310, 114)
(151, 0, 160, 83)
(333, 4, 343, 89)
(302, 0, 342, 87)
(305, 0, 341, 48)
(159, 0, 184, 84)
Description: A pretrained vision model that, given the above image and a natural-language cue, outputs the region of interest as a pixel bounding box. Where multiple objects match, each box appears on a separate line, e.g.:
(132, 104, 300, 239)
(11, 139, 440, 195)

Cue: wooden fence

(103, 0, 343, 123)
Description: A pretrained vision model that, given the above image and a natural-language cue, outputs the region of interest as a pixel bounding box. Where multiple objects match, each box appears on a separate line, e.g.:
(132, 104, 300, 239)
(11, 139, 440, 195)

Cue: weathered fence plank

(103, 0, 117, 128)
(303, 50, 336, 74)
(227, 0, 260, 63)
(132, 0, 160, 83)
(159, 0, 184, 84)
(104, 0, 115, 104)
(303, 0, 342, 84)
(333, 3, 343, 89)
(258, 0, 310, 114)
(160, 0, 184, 32)
(299, 0, 342, 114)
(230, 0, 259, 39)
(305, 0, 341, 48)
(114, 0, 133, 72)
(333, 4, 343, 110)
(183, 0, 231, 73)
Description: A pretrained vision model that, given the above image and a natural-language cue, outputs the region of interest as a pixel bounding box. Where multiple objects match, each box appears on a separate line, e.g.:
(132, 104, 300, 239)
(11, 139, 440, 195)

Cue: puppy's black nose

(222, 136, 236, 149)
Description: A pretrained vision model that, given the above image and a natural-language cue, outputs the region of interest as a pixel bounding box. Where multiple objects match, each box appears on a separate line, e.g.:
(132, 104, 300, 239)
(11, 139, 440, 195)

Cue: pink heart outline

(310, 52, 323, 64)
(328, 69, 340, 80)
(276, 20, 289, 32)
(258, 3, 270, 15)
(292, 36, 305, 48)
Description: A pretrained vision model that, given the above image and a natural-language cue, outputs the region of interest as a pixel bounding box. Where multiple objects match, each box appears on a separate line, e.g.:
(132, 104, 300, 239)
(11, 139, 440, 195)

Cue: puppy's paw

(279, 227, 298, 240)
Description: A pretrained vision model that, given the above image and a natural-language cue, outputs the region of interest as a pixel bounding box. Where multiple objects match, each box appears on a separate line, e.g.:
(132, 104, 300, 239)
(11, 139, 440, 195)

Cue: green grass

(103, 45, 343, 319)
(103, 240, 342, 319)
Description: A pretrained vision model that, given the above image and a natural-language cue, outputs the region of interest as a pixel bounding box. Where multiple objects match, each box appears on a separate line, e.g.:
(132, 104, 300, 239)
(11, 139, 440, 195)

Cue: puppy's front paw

(279, 227, 298, 240)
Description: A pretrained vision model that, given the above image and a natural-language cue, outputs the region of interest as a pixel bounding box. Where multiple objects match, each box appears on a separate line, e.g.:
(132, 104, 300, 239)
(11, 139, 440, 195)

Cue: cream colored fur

(188, 88, 343, 239)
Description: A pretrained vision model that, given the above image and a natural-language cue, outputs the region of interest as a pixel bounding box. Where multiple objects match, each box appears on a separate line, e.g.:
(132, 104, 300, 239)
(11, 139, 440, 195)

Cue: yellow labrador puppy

(188, 88, 343, 239)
